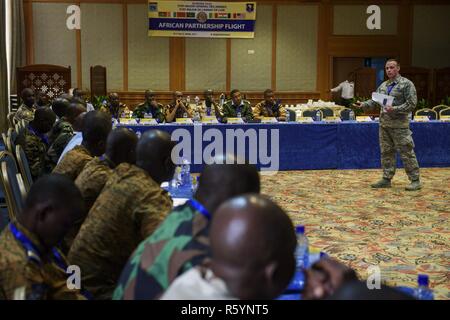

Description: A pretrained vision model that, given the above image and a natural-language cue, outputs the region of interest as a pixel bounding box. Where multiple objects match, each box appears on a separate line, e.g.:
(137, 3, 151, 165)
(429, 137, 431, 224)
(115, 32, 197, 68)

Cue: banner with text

(148, 1, 256, 38)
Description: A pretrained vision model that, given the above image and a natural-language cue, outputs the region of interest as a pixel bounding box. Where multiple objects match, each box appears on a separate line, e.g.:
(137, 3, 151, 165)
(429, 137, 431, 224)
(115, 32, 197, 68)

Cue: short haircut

(264, 89, 273, 96)
(82, 110, 112, 145)
(386, 58, 400, 67)
(230, 89, 240, 96)
(24, 174, 83, 211)
(52, 98, 70, 118)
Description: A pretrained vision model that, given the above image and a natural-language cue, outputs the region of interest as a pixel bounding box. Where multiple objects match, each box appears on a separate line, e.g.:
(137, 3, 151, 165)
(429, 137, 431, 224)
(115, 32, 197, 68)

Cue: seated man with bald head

(23, 107, 56, 180)
(53, 110, 111, 180)
(0, 174, 89, 300)
(161, 194, 297, 300)
(165, 91, 193, 123)
(133, 90, 165, 123)
(114, 161, 261, 300)
(56, 128, 139, 254)
(14, 88, 36, 124)
(68, 130, 175, 299)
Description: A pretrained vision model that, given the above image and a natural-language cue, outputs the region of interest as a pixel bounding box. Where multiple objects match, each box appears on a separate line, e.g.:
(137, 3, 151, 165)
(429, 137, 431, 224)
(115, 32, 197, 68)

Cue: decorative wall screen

(16, 64, 71, 102)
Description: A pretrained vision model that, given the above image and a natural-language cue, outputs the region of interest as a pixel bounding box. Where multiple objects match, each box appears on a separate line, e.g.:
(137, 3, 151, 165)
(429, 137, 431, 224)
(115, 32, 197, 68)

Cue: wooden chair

(90, 65, 107, 100)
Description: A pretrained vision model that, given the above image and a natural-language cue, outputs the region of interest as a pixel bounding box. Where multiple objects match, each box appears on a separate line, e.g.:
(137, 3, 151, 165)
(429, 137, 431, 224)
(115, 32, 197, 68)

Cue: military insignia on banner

(246, 3, 255, 13)
(149, 2, 157, 12)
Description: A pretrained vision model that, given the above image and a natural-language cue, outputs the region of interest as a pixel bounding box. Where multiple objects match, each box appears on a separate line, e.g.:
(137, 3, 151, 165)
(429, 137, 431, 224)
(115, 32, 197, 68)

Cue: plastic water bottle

(414, 275, 434, 300)
(285, 109, 290, 122)
(237, 112, 242, 118)
(315, 111, 321, 122)
(349, 110, 355, 121)
(295, 225, 309, 269)
(183, 112, 188, 118)
(181, 159, 191, 187)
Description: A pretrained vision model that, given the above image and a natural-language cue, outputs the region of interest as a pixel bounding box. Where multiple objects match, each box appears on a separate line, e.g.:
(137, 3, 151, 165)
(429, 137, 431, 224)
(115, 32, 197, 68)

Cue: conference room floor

(262, 167, 450, 300)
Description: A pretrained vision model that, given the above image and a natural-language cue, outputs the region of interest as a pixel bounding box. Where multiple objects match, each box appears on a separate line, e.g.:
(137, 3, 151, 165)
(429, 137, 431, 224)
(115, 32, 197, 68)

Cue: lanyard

(188, 199, 211, 221)
(10, 223, 92, 300)
(387, 82, 396, 95)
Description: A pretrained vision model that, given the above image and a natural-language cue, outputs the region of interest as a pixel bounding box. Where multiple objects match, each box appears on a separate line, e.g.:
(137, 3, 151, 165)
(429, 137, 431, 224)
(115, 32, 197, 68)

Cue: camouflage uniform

(0, 222, 88, 300)
(14, 104, 35, 124)
(47, 119, 74, 165)
(113, 199, 211, 300)
(361, 74, 420, 181)
(23, 126, 53, 180)
(55, 156, 116, 255)
(132, 102, 165, 123)
(164, 102, 193, 122)
(221, 100, 254, 122)
(253, 100, 286, 121)
(68, 163, 173, 300)
(100, 103, 127, 119)
(52, 145, 92, 181)
(194, 101, 222, 119)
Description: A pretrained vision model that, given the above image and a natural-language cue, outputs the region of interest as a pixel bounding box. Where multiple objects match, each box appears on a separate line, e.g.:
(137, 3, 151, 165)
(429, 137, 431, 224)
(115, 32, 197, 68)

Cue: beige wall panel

(412, 5, 450, 69)
(186, 38, 226, 92)
(128, 4, 169, 91)
(276, 5, 318, 91)
(333, 5, 398, 35)
(230, 5, 272, 91)
(33, 3, 77, 87)
(81, 3, 123, 91)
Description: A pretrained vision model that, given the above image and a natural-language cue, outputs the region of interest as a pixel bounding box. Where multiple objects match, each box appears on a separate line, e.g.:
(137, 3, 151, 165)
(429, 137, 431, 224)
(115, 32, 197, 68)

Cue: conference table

(121, 121, 450, 173)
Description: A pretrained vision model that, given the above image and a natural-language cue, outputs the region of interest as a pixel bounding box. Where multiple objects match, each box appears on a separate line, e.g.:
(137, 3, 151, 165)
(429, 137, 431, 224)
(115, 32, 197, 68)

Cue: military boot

(371, 178, 391, 188)
(405, 179, 422, 191)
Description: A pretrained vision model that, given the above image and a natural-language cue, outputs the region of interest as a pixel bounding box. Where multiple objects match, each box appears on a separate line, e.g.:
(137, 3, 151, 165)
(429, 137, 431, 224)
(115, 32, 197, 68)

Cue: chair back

(415, 108, 437, 120)
(320, 107, 334, 118)
(302, 109, 322, 120)
(5, 131, 16, 155)
(432, 105, 448, 118)
(439, 107, 450, 117)
(15, 145, 33, 192)
(340, 108, 352, 120)
(0, 151, 23, 220)
(7, 113, 16, 128)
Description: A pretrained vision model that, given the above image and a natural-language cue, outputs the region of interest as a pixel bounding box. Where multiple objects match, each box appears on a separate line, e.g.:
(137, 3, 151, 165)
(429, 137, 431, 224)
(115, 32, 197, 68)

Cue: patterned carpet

(261, 168, 450, 300)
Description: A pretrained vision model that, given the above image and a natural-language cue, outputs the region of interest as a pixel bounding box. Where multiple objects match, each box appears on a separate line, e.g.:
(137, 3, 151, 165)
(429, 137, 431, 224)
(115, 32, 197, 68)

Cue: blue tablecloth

(121, 121, 450, 172)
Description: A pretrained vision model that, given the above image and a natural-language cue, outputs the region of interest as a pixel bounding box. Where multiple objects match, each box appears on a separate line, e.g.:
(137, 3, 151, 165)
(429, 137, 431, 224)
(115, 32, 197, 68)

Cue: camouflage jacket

(14, 104, 35, 124)
(132, 102, 165, 123)
(100, 103, 126, 119)
(47, 119, 74, 165)
(253, 100, 286, 121)
(113, 199, 211, 300)
(164, 102, 193, 122)
(23, 126, 53, 180)
(193, 101, 222, 119)
(0, 221, 88, 300)
(221, 100, 254, 121)
(52, 145, 92, 181)
(68, 163, 173, 300)
(361, 74, 417, 128)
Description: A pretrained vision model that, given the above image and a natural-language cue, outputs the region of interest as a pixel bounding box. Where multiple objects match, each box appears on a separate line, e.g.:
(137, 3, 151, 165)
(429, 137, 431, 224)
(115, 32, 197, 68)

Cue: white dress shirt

(331, 80, 355, 99)
(57, 131, 83, 164)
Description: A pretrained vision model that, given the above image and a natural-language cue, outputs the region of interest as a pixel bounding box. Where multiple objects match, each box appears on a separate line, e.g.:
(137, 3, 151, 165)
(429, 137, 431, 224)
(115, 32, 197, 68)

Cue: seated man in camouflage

(100, 92, 127, 119)
(253, 89, 286, 121)
(47, 98, 74, 165)
(14, 88, 37, 124)
(221, 89, 253, 122)
(53, 110, 111, 181)
(113, 161, 260, 300)
(23, 107, 56, 180)
(133, 90, 165, 123)
(0, 174, 89, 300)
(193, 89, 223, 120)
(35, 91, 49, 108)
(165, 91, 193, 123)
(69, 130, 175, 299)
(57, 128, 139, 255)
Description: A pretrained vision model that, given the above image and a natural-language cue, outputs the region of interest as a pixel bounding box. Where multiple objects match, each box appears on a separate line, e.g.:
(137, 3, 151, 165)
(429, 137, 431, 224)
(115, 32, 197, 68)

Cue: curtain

(10, 0, 25, 94)
(1, 0, 9, 132)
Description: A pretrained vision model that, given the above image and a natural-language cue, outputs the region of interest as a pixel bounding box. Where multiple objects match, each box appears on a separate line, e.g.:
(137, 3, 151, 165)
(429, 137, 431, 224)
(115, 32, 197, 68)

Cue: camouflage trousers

(379, 127, 420, 181)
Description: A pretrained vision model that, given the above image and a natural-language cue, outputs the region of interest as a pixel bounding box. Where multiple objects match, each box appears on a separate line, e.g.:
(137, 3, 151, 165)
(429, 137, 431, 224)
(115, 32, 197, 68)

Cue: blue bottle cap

(418, 274, 429, 286)
(320, 251, 327, 258)
(295, 225, 305, 234)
